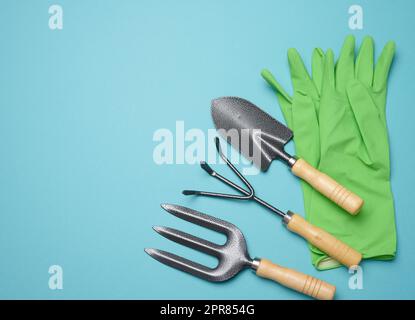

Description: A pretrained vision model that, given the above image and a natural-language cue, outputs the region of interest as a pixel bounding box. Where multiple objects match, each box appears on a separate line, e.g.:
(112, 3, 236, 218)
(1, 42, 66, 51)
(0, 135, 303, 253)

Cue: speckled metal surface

(211, 97, 294, 171)
(145, 204, 254, 282)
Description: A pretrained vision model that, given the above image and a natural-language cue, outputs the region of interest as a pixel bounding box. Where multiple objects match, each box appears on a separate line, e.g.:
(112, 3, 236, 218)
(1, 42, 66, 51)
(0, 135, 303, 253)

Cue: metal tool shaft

(186, 166, 287, 219)
(183, 137, 288, 220)
(212, 170, 287, 218)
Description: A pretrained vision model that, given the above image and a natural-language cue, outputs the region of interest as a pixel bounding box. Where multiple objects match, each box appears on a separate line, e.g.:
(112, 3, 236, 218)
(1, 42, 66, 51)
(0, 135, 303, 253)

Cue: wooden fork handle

(285, 213, 362, 268)
(255, 259, 335, 300)
(291, 158, 364, 215)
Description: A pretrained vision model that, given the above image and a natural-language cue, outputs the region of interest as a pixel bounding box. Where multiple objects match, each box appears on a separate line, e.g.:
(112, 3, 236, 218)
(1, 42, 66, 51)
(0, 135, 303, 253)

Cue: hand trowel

(211, 96, 364, 215)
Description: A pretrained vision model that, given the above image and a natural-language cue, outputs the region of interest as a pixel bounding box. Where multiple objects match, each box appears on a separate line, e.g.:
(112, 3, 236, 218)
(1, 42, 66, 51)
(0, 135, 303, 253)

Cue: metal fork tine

(147, 206, 253, 283)
(153, 226, 222, 257)
(144, 248, 218, 281)
(161, 204, 234, 235)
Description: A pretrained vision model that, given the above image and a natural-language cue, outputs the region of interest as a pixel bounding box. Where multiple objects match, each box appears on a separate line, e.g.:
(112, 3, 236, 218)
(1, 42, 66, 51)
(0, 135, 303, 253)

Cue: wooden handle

(291, 158, 364, 215)
(286, 213, 362, 268)
(255, 259, 335, 300)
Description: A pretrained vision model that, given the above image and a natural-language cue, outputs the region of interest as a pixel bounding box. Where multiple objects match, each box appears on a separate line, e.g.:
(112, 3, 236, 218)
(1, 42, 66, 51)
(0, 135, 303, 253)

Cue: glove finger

(288, 48, 318, 98)
(290, 91, 321, 212)
(319, 49, 336, 130)
(261, 69, 294, 128)
(261, 69, 292, 103)
(355, 36, 374, 87)
(322, 49, 335, 93)
(312, 48, 324, 96)
(336, 35, 355, 93)
(347, 80, 388, 163)
(373, 41, 396, 92)
(291, 91, 320, 167)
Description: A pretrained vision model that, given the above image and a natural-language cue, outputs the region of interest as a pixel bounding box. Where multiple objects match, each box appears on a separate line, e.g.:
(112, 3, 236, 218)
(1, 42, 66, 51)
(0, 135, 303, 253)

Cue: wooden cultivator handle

(285, 213, 362, 268)
(255, 259, 335, 300)
(291, 159, 364, 215)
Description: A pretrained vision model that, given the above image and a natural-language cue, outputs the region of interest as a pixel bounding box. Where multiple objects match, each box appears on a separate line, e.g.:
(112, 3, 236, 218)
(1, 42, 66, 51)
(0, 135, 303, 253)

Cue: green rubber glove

(262, 35, 397, 270)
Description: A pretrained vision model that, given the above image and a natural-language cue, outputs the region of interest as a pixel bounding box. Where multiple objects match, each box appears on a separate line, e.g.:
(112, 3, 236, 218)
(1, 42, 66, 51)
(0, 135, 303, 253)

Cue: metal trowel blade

(211, 97, 293, 171)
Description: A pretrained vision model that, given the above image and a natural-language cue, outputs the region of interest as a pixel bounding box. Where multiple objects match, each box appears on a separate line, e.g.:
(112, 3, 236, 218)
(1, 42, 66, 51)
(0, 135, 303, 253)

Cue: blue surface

(0, 0, 414, 299)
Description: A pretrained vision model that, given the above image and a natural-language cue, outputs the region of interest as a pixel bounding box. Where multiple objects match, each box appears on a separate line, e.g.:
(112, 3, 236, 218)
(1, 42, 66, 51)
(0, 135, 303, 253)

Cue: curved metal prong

(161, 204, 236, 235)
(144, 248, 222, 282)
(182, 138, 255, 201)
(182, 189, 251, 200)
(153, 226, 222, 257)
(182, 161, 253, 200)
(149, 205, 254, 283)
(200, 161, 215, 176)
(160, 204, 251, 261)
(214, 137, 254, 199)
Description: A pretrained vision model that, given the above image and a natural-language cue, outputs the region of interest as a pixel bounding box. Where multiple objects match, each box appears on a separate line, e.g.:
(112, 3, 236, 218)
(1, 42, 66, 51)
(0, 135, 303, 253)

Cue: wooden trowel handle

(285, 213, 362, 268)
(255, 259, 335, 300)
(291, 158, 364, 215)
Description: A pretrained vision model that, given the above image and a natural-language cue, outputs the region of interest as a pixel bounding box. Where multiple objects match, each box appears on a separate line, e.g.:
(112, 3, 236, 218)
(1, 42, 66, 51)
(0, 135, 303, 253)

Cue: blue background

(0, 0, 414, 299)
